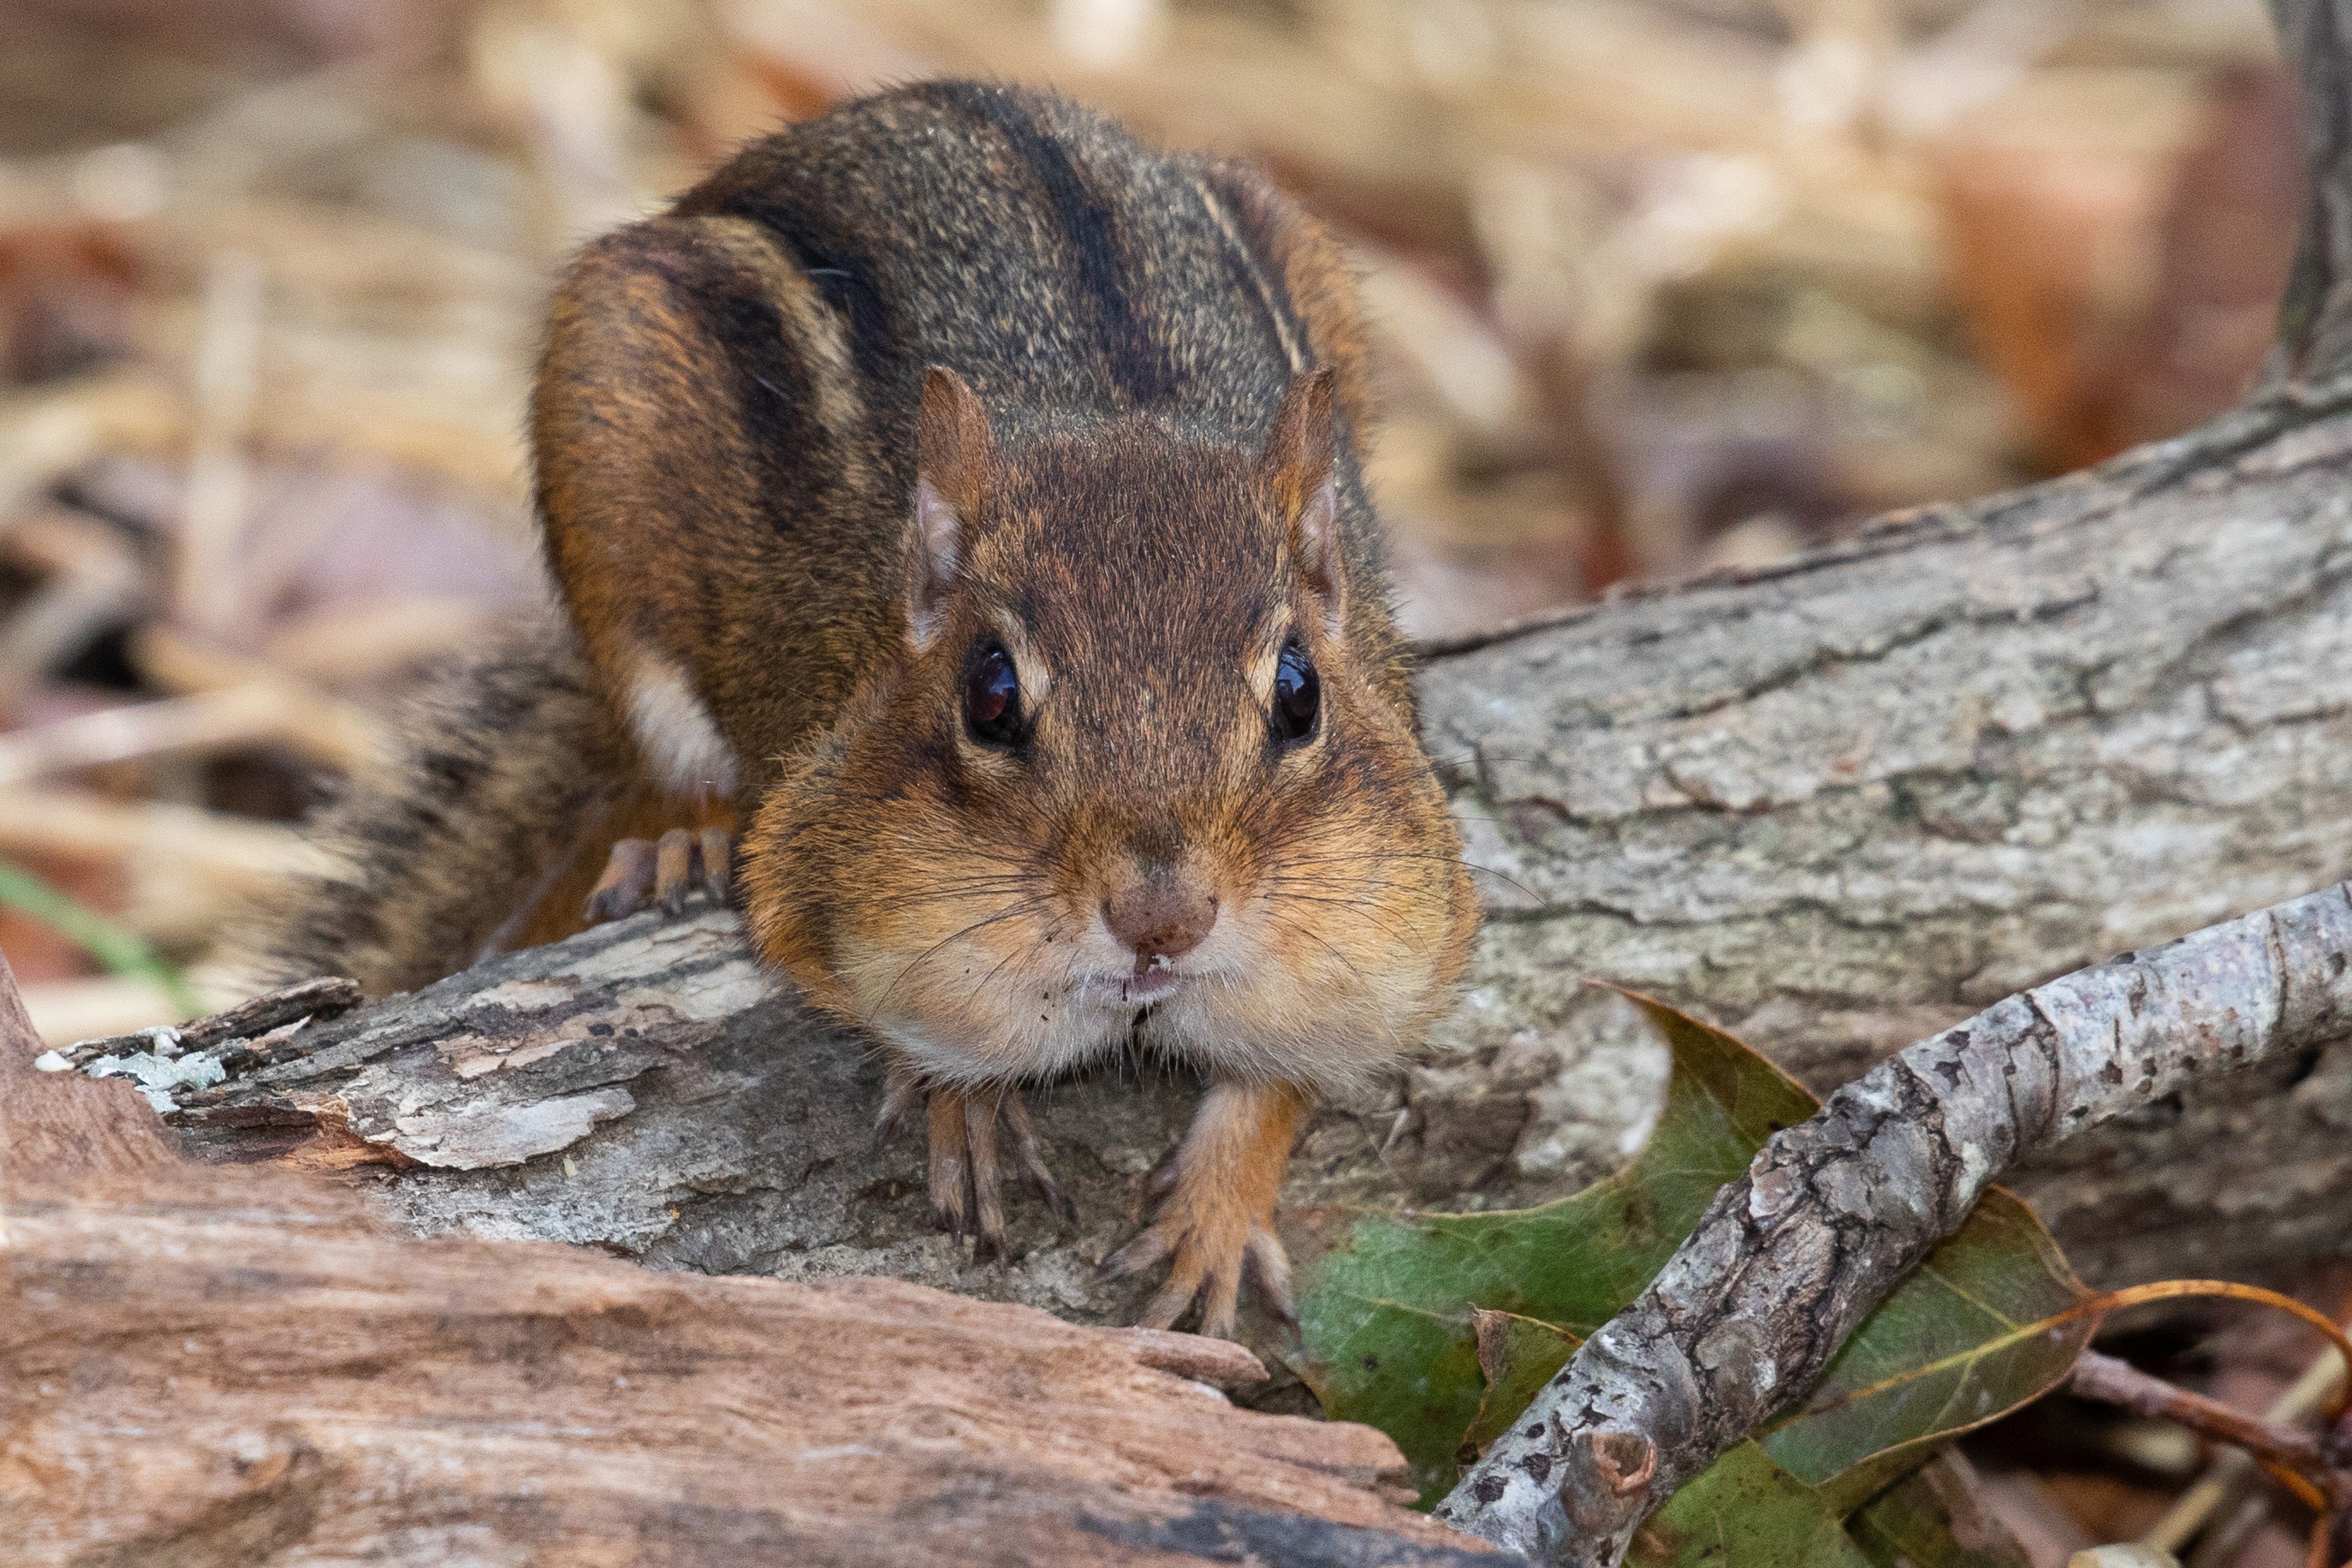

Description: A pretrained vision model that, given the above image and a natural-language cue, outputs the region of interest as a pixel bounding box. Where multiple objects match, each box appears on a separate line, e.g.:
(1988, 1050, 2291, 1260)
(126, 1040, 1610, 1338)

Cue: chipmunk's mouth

(1126, 954, 1180, 1001)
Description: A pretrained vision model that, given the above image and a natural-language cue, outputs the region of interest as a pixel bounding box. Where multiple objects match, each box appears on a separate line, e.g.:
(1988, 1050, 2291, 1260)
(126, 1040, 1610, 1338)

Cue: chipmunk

(251, 80, 1479, 1338)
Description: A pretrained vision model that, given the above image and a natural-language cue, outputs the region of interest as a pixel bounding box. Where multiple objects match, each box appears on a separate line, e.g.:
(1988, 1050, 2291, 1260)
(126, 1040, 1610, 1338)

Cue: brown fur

(250, 82, 1480, 1334)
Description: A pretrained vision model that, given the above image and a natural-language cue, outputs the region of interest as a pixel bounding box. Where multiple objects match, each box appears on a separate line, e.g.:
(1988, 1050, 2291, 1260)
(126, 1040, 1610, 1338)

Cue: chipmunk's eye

(1272, 639, 1319, 746)
(964, 643, 1024, 747)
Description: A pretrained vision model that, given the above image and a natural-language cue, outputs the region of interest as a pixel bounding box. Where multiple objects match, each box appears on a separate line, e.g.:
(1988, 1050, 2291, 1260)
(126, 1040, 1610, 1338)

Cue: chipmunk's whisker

(1268, 909, 1371, 989)
(1278, 847, 1541, 905)
(864, 896, 1053, 1022)
(854, 877, 1039, 915)
(1264, 890, 1417, 948)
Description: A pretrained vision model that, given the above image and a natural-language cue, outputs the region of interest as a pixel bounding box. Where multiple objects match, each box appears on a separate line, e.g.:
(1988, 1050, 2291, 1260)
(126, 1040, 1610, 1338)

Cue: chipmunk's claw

(1001, 1088, 1076, 1225)
(698, 827, 733, 903)
(924, 1084, 1065, 1264)
(1105, 1215, 1292, 1340)
(583, 829, 734, 924)
(1246, 1226, 1298, 1327)
(583, 838, 655, 924)
(1104, 1150, 1297, 1340)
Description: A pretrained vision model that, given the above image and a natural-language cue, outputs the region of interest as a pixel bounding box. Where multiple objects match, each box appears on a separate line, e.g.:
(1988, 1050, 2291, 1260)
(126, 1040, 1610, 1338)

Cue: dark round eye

(964, 643, 1023, 747)
(1272, 639, 1320, 745)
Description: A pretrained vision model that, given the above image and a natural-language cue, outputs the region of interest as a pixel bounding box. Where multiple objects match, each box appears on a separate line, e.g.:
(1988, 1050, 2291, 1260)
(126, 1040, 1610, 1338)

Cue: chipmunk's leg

(583, 838, 656, 922)
(918, 1082, 1068, 1262)
(964, 1095, 1008, 1262)
(582, 828, 734, 923)
(926, 1084, 975, 1239)
(1103, 1078, 1308, 1339)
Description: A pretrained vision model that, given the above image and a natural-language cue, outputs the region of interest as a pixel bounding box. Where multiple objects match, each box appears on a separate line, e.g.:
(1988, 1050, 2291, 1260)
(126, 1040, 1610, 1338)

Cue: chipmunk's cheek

(838, 909, 1132, 1083)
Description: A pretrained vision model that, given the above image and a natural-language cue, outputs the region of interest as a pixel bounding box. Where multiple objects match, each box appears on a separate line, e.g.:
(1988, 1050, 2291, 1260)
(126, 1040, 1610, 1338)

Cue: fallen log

(0, 953, 1494, 1566)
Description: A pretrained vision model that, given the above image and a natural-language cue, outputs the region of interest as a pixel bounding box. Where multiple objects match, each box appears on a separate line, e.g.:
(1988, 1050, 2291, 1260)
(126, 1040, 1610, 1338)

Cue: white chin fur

(625, 650, 739, 799)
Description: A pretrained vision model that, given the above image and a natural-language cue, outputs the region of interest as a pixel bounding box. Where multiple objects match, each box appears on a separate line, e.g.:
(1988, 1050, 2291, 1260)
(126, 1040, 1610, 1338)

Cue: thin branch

(2069, 1351, 2343, 1506)
(1434, 883, 2352, 1565)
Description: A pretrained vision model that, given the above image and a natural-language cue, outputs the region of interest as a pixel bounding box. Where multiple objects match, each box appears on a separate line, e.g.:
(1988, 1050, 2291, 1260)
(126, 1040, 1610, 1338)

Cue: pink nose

(1102, 872, 1217, 963)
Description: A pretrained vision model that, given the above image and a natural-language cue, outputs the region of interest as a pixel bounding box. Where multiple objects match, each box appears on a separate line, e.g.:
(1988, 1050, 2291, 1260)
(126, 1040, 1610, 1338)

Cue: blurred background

(0, 0, 2302, 1045)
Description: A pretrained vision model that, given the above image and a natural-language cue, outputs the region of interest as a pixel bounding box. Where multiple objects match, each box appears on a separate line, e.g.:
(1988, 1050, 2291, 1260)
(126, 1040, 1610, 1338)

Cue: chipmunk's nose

(1102, 864, 1217, 964)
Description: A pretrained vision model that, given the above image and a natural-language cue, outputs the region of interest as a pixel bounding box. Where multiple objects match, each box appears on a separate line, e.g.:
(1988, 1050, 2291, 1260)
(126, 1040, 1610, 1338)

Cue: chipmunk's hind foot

(583, 828, 733, 923)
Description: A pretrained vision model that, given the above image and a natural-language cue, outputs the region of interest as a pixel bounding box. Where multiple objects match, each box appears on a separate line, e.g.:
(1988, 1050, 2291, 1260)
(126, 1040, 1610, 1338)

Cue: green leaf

(1293, 992, 1818, 1499)
(1628, 1442, 1875, 1568)
(1844, 1453, 2036, 1568)
(1761, 1189, 2094, 1487)
(1294, 987, 2096, 1526)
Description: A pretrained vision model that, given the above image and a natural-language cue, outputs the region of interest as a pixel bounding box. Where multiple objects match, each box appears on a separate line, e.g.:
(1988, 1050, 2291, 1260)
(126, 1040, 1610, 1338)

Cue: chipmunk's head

(743, 366, 1478, 1090)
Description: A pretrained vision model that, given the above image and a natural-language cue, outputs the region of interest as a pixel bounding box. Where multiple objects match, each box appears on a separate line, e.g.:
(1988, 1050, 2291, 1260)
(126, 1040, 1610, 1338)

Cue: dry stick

(2148, 1340, 2351, 1558)
(1435, 882, 2352, 1565)
(0, 686, 362, 784)
(2069, 1351, 2343, 1507)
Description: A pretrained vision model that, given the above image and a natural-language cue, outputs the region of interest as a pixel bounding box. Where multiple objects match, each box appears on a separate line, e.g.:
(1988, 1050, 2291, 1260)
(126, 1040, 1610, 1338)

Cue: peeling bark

(1432, 882, 2352, 1565)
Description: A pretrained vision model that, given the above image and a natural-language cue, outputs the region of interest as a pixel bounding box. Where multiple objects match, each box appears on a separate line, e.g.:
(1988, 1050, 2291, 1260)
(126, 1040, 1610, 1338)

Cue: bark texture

(1422, 377, 2352, 1288)
(0, 956, 1497, 1567)
(1433, 882, 2352, 1564)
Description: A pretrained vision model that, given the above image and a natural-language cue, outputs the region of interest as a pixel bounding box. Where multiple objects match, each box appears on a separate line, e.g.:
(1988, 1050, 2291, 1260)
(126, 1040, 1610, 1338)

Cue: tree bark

(1419, 374, 2352, 1289)
(1, 955, 1495, 1567)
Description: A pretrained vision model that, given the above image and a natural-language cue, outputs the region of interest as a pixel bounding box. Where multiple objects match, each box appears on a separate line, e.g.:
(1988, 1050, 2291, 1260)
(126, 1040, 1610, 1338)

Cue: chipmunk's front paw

(903, 1081, 1073, 1263)
(1100, 1078, 1307, 1339)
(582, 828, 733, 923)
(1102, 1185, 1294, 1340)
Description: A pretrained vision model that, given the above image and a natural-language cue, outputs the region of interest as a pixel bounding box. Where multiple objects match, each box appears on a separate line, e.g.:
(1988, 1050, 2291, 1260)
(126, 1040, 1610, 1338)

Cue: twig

(2069, 1351, 2344, 1506)
(0, 506, 147, 705)
(261, 599, 496, 684)
(135, 626, 385, 769)
(0, 784, 315, 886)
(0, 371, 180, 521)
(1435, 883, 2352, 1565)
(2146, 1339, 2351, 1555)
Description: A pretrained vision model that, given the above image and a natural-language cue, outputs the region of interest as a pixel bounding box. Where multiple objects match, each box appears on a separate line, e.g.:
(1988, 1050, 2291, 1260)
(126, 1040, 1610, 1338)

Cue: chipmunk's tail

(222, 617, 638, 998)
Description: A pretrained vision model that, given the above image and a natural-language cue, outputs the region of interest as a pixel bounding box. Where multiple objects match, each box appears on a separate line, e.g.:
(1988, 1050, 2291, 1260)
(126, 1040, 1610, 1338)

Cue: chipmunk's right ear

(908, 366, 994, 651)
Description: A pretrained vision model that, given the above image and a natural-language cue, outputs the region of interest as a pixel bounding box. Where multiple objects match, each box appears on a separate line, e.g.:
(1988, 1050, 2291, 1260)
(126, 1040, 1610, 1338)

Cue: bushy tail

(223, 618, 638, 998)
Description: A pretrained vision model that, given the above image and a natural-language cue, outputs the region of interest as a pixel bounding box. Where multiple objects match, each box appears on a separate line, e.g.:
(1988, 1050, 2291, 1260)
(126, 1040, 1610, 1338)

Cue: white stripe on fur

(624, 650, 738, 799)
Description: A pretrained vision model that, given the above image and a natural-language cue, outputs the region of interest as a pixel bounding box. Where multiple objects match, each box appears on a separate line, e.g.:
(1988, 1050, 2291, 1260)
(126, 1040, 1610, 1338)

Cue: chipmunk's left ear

(1259, 368, 1343, 626)
(908, 365, 995, 650)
